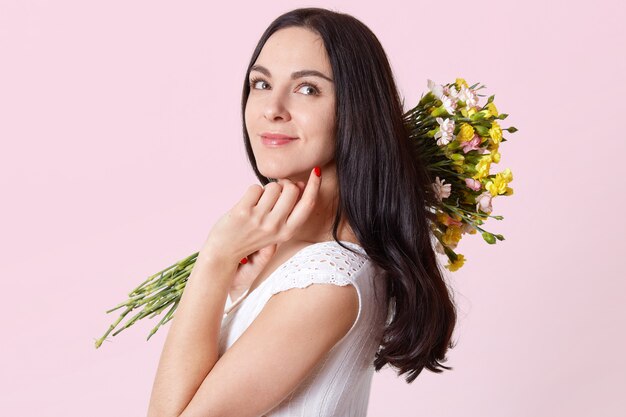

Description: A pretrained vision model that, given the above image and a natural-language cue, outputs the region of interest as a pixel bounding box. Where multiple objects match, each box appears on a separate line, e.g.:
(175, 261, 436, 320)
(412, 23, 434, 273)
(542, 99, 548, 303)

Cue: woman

(147, 7, 457, 417)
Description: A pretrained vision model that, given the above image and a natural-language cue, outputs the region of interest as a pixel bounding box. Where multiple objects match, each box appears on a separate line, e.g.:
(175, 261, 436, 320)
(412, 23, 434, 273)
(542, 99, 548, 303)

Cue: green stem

(147, 299, 180, 341)
(94, 304, 134, 349)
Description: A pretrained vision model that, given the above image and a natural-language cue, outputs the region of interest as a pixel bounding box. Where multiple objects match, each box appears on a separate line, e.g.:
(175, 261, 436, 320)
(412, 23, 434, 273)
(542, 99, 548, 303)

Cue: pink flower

(461, 134, 482, 153)
(465, 178, 482, 191)
(447, 217, 463, 227)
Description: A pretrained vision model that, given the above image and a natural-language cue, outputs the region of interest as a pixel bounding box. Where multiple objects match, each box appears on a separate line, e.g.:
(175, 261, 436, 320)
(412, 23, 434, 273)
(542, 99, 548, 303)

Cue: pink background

(1, 1, 624, 416)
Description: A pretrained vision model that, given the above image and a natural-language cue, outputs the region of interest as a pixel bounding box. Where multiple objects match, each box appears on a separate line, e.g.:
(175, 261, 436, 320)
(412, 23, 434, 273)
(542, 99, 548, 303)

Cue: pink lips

(260, 132, 298, 147)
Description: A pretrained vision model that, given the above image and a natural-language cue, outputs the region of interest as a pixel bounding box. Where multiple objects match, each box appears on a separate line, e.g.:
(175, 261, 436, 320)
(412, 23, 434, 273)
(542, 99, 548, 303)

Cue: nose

(263, 91, 291, 122)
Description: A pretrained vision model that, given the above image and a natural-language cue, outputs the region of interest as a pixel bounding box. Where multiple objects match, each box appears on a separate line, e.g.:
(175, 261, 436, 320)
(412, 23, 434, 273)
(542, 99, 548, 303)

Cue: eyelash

(248, 76, 322, 96)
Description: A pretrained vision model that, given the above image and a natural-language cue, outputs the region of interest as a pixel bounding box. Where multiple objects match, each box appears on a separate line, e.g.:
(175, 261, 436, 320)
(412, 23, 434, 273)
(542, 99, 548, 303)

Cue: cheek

(300, 102, 335, 135)
(308, 112, 336, 159)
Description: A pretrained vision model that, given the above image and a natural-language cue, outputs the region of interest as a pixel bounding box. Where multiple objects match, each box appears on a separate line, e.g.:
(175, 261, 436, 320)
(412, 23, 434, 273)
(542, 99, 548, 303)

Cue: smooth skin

(147, 27, 360, 417)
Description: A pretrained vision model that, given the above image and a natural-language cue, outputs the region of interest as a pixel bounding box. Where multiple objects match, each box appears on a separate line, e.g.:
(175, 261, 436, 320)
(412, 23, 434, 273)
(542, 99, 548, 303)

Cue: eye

(297, 82, 321, 96)
(249, 77, 269, 90)
(248, 76, 321, 96)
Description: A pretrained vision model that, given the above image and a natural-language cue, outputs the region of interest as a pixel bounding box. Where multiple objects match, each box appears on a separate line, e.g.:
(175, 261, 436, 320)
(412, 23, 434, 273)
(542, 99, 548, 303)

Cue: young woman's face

(245, 26, 336, 181)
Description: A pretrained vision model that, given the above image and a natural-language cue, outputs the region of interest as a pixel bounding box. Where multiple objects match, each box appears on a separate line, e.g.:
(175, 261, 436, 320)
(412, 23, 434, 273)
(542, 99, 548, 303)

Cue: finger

(267, 180, 301, 222)
(295, 181, 305, 198)
(254, 181, 283, 213)
(285, 166, 322, 230)
(237, 184, 265, 208)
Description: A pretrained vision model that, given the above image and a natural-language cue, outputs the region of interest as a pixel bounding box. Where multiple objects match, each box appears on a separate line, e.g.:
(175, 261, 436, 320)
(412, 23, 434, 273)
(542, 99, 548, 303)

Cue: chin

(258, 167, 289, 180)
(259, 167, 307, 182)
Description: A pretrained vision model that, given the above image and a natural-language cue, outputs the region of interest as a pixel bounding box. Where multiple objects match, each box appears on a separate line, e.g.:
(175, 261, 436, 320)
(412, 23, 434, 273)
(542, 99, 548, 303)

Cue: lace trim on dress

(269, 272, 354, 295)
(223, 240, 368, 316)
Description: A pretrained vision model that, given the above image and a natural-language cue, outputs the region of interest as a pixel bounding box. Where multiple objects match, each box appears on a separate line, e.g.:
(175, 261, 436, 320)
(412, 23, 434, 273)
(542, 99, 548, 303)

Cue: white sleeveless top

(219, 240, 389, 417)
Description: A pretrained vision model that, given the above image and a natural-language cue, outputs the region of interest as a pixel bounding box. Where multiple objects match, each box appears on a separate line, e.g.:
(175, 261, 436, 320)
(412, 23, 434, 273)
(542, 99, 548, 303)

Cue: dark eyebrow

(250, 64, 334, 83)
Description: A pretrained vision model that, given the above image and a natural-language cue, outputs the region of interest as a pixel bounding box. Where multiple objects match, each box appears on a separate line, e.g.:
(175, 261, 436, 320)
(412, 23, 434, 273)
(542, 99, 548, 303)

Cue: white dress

(219, 240, 389, 417)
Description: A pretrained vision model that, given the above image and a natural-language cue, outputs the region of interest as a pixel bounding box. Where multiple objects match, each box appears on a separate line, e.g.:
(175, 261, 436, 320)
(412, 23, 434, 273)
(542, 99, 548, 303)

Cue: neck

(277, 162, 357, 245)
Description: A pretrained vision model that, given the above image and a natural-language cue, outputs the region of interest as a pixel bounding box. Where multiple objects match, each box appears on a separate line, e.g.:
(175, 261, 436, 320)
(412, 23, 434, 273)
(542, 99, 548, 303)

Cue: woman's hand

(227, 242, 277, 299)
(200, 166, 322, 268)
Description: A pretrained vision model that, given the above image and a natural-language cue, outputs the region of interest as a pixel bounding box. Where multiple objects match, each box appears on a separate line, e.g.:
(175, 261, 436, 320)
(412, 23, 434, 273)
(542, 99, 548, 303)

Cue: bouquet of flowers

(404, 78, 517, 272)
(94, 78, 517, 349)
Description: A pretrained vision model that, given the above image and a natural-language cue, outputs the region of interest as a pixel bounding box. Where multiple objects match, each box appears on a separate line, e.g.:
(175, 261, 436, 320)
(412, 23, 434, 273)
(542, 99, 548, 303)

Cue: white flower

(441, 94, 458, 114)
(429, 80, 459, 114)
(432, 176, 452, 202)
(434, 117, 455, 146)
(476, 190, 493, 213)
(457, 85, 479, 108)
(443, 84, 459, 99)
(427, 79, 444, 99)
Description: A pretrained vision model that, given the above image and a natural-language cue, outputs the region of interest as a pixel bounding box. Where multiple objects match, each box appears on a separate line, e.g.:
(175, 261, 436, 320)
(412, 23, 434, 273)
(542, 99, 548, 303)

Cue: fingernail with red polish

(240, 257, 248, 264)
(314, 166, 321, 177)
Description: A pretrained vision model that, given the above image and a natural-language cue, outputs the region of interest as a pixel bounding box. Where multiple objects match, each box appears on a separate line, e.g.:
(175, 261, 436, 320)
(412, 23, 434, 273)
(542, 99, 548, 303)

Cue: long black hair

(240, 7, 457, 383)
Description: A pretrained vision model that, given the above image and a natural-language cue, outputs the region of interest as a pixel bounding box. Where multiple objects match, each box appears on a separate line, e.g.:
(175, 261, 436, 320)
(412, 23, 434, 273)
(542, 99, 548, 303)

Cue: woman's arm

(147, 169, 327, 416)
(147, 252, 237, 417)
(146, 253, 360, 417)
(162, 278, 358, 417)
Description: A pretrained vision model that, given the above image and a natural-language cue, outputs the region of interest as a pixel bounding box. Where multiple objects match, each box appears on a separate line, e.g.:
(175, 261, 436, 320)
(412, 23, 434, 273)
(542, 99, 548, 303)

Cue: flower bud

(470, 110, 489, 121)
(481, 232, 496, 244)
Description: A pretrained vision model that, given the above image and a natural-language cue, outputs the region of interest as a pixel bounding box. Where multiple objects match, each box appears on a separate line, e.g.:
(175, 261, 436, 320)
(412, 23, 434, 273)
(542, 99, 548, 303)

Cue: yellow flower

(446, 254, 466, 271)
(442, 225, 463, 247)
(485, 169, 513, 195)
(491, 151, 501, 163)
(473, 155, 492, 180)
(485, 180, 504, 196)
(467, 107, 477, 117)
(486, 102, 499, 117)
(457, 123, 475, 143)
(489, 121, 503, 144)
(437, 212, 448, 224)
(437, 212, 463, 227)
(455, 78, 469, 89)
(501, 168, 513, 182)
